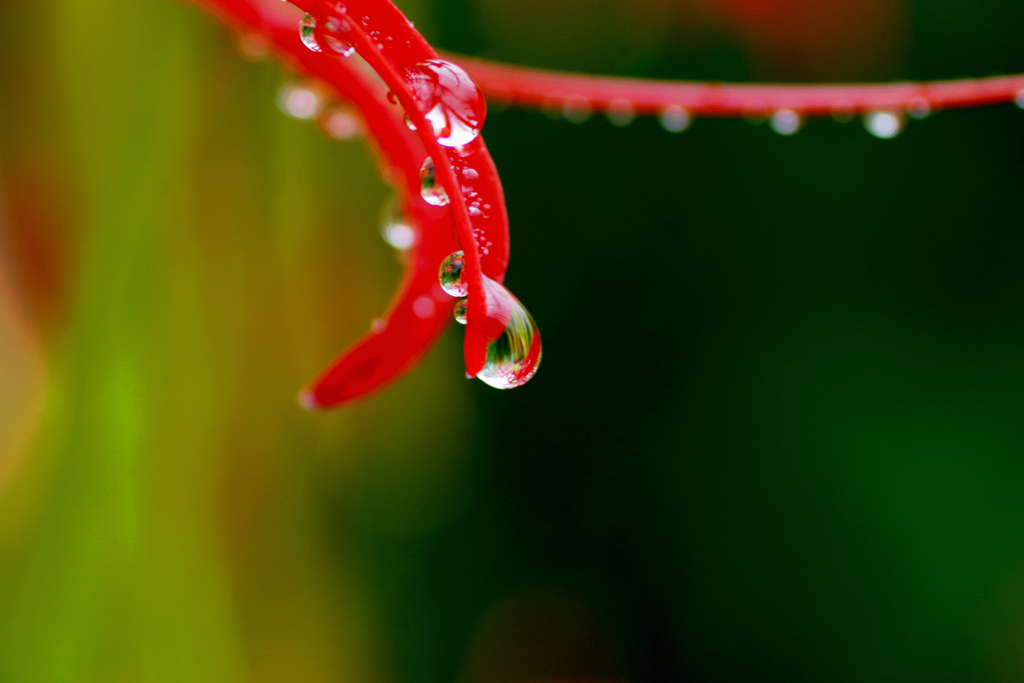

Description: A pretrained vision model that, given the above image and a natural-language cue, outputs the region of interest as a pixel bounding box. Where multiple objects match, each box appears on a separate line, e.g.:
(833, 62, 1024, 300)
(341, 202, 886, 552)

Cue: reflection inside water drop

(439, 251, 468, 297)
(300, 14, 321, 52)
(405, 60, 485, 147)
(323, 15, 355, 56)
(419, 157, 449, 206)
(475, 277, 542, 390)
(453, 299, 468, 324)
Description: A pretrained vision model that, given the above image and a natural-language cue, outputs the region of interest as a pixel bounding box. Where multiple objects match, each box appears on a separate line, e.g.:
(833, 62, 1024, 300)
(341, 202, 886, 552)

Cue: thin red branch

(452, 54, 1024, 117)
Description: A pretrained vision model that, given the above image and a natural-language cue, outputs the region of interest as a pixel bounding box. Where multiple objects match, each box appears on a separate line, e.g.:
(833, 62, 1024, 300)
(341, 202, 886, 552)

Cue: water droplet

(371, 318, 387, 334)
(322, 15, 355, 56)
(562, 96, 591, 123)
(906, 97, 931, 119)
(453, 299, 468, 324)
(770, 109, 802, 135)
(300, 14, 321, 52)
(1015, 89, 1024, 109)
(324, 108, 361, 139)
(659, 105, 690, 132)
(419, 157, 449, 206)
(404, 115, 417, 131)
(278, 85, 321, 119)
(475, 278, 542, 390)
(405, 60, 486, 147)
(298, 389, 319, 411)
(413, 296, 436, 319)
(379, 199, 416, 250)
(606, 99, 635, 127)
(864, 110, 903, 139)
(439, 251, 468, 297)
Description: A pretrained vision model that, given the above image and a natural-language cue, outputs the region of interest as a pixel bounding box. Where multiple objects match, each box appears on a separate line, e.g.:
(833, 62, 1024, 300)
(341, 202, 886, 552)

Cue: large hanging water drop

(475, 278, 542, 390)
(439, 251, 468, 297)
(300, 14, 321, 52)
(420, 157, 449, 206)
(404, 60, 486, 147)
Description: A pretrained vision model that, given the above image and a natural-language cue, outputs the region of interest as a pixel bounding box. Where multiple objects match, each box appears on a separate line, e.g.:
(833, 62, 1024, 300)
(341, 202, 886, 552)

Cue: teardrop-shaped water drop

(439, 251, 468, 297)
(420, 157, 449, 206)
(405, 60, 485, 147)
(475, 278, 542, 390)
(453, 299, 468, 324)
(300, 14, 321, 52)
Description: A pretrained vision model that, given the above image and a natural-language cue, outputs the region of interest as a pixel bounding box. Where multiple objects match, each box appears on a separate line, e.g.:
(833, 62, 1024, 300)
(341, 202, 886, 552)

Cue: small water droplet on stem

(419, 157, 450, 206)
(453, 299, 468, 324)
(300, 14, 321, 52)
(770, 109, 802, 135)
(439, 251, 468, 297)
(659, 105, 691, 132)
(864, 110, 903, 139)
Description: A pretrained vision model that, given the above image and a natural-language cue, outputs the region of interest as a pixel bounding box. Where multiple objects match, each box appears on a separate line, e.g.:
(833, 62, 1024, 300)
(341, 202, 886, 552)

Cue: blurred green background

(1, 0, 1023, 681)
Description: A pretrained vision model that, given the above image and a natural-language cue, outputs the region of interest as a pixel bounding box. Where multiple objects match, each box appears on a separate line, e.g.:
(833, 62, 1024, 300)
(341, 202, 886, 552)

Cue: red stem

(452, 54, 1024, 117)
